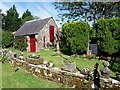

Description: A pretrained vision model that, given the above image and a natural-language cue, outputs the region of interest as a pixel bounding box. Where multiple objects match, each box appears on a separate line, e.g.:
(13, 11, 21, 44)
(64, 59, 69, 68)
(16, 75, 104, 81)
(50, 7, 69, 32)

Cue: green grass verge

(2, 63, 65, 88)
(23, 49, 103, 71)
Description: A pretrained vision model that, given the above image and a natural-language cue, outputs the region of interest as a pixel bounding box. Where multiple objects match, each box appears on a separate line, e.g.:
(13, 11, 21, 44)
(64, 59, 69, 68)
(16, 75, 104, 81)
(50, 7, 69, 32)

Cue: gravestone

(90, 44, 98, 55)
(61, 60, 76, 73)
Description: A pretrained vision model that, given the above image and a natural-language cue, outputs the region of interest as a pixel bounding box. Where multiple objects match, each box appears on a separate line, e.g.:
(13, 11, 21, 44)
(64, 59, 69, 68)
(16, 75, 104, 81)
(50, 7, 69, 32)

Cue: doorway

(29, 35, 36, 52)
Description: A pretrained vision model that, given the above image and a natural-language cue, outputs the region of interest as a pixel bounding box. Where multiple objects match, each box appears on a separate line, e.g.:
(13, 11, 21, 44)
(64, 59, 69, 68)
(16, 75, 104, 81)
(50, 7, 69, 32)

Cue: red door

(29, 35, 36, 52)
(50, 25, 54, 42)
(43, 36, 45, 48)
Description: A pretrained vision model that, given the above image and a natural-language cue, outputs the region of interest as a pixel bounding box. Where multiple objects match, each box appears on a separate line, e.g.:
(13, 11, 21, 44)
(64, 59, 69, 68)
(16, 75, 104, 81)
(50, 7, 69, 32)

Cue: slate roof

(14, 17, 52, 36)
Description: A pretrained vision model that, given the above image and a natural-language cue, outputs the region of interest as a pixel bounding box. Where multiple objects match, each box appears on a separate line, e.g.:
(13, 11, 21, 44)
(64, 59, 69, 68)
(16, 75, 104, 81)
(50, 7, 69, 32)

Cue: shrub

(61, 21, 90, 55)
(14, 36, 28, 51)
(92, 18, 120, 56)
(109, 57, 120, 72)
(2, 31, 14, 48)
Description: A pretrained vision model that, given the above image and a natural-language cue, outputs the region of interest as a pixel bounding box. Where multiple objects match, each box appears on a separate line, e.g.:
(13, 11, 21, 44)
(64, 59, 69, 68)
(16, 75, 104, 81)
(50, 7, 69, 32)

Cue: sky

(0, 0, 98, 27)
(0, 1, 63, 27)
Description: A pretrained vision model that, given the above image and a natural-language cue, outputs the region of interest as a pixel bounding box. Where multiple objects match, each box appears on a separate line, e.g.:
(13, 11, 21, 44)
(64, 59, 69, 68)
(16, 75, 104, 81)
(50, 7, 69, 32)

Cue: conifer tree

(4, 4, 21, 32)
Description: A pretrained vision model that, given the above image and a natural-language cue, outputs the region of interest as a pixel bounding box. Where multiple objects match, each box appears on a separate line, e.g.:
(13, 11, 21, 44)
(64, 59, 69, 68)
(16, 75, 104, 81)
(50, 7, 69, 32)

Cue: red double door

(29, 35, 36, 52)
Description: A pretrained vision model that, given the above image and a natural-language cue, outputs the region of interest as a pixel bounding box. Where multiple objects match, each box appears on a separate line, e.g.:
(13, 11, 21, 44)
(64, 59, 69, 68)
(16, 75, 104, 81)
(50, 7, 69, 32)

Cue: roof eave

(14, 32, 38, 37)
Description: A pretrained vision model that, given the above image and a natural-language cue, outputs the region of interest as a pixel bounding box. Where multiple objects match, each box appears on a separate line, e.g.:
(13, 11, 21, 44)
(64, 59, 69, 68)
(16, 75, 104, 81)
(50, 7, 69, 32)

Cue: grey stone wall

(36, 18, 58, 52)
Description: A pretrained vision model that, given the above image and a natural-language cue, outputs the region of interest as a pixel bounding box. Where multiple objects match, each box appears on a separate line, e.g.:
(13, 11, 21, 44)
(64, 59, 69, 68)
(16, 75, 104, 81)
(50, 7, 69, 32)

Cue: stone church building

(14, 17, 58, 52)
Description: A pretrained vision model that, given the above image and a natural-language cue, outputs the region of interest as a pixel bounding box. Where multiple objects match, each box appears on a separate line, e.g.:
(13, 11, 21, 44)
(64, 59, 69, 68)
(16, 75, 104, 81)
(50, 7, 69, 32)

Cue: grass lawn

(23, 49, 115, 77)
(2, 62, 65, 88)
(23, 49, 103, 71)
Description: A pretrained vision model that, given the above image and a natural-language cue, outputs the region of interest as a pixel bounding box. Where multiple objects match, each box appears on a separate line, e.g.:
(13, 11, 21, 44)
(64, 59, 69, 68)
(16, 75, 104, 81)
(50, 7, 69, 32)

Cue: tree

(108, 18, 120, 72)
(2, 31, 14, 48)
(1, 13, 5, 31)
(22, 9, 33, 19)
(108, 18, 120, 38)
(88, 2, 119, 19)
(0, 9, 3, 48)
(4, 4, 21, 32)
(61, 20, 90, 54)
(109, 18, 120, 53)
(33, 16, 40, 20)
(93, 18, 118, 55)
(21, 16, 33, 25)
(21, 9, 33, 24)
(53, 2, 85, 21)
(53, 2, 120, 23)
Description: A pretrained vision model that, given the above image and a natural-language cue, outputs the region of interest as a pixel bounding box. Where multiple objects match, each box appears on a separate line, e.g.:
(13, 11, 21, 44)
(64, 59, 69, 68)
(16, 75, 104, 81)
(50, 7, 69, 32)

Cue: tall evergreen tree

(1, 13, 5, 31)
(4, 4, 21, 32)
(21, 9, 33, 24)
(22, 9, 33, 19)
